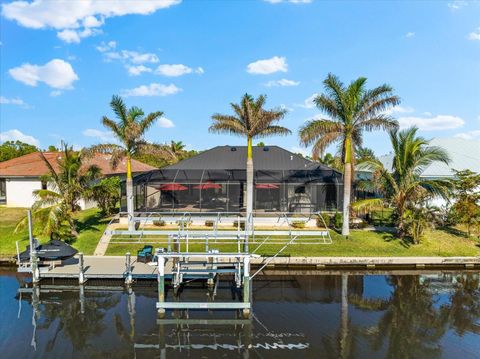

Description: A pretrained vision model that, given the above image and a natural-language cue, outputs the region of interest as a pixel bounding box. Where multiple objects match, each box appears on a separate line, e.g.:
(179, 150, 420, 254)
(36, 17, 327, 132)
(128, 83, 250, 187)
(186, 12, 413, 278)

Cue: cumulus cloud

(155, 64, 204, 77)
(297, 93, 318, 109)
(158, 117, 175, 128)
(96, 40, 117, 52)
(126, 65, 152, 76)
(0, 96, 28, 107)
(405, 32, 415, 38)
(454, 130, 480, 140)
(0, 129, 40, 146)
(398, 114, 465, 131)
(9, 59, 78, 89)
(467, 28, 480, 41)
(83, 128, 115, 142)
(1, 0, 181, 43)
(121, 83, 181, 97)
(247, 56, 287, 75)
(50, 90, 62, 97)
(385, 105, 415, 116)
(264, 78, 300, 87)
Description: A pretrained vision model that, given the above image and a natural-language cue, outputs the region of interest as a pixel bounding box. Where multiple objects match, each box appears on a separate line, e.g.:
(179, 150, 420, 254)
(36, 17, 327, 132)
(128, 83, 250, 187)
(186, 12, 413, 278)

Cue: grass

(1, 207, 479, 258)
(106, 227, 480, 257)
(0, 207, 110, 257)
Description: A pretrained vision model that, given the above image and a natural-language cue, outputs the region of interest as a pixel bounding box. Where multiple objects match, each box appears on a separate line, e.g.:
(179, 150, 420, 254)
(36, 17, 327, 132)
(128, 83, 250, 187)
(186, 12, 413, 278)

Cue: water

(1, 268, 480, 358)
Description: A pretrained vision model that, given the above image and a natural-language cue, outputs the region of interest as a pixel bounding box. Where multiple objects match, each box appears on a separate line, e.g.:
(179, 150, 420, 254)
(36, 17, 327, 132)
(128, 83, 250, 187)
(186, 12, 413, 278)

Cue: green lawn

(1, 207, 479, 258)
(106, 227, 480, 257)
(0, 207, 110, 257)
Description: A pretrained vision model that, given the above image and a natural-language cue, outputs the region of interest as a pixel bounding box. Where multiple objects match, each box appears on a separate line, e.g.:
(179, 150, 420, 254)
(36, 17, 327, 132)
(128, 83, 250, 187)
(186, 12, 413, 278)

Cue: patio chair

(137, 245, 153, 263)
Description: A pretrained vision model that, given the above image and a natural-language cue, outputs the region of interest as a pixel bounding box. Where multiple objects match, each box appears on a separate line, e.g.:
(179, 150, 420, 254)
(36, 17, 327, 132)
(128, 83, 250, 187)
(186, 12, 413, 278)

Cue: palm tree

(299, 74, 400, 236)
(170, 140, 185, 155)
(87, 95, 172, 231)
(209, 94, 290, 222)
(16, 143, 101, 239)
(354, 127, 452, 240)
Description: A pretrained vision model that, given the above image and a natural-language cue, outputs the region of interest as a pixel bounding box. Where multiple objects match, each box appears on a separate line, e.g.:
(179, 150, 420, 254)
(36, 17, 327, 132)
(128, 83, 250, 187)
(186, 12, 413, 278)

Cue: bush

(333, 212, 343, 229)
(233, 220, 246, 230)
(153, 220, 166, 227)
(291, 220, 306, 229)
(317, 213, 331, 228)
(87, 176, 121, 215)
(205, 220, 214, 227)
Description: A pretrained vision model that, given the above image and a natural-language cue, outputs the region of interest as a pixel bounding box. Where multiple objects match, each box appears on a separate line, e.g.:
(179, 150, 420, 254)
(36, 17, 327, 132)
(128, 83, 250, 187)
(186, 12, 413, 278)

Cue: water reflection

(2, 270, 480, 358)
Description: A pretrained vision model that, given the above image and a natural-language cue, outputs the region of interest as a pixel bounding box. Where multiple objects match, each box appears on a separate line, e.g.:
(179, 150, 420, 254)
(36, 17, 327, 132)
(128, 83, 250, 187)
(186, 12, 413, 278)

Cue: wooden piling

(125, 252, 133, 285)
(242, 256, 251, 318)
(78, 253, 86, 284)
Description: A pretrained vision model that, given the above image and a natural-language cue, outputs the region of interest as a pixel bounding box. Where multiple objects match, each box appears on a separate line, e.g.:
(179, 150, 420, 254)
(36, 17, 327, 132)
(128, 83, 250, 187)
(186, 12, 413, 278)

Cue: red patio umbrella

(255, 183, 279, 189)
(158, 183, 188, 191)
(193, 182, 222, 190)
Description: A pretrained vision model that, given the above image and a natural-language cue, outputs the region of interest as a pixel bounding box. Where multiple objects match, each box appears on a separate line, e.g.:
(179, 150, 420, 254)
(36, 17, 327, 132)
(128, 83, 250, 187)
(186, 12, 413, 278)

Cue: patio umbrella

(255, 183, 279, 189)
(159, 183, 188, 191)
(193, 182, 222, 189)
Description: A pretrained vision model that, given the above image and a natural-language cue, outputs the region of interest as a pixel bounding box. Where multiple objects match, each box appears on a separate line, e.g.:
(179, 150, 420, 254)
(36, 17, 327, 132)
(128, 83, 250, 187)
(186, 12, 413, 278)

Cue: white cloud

(155, 64, 204, 77)
(121, 83, 181, 97)
(50, 90, 62, 97)
(264, 0, 312, 4)
(0, 96, 27, 107)
(9, 59, 78, 89)
(280, 104, 294, 112)
(246, 56, 287, 75)
(385, 105, 415, 116)
(83, 128, 115, 142)
(96, 40, 117, 52)
(57, 27, 101, 43)
(2, 0, 181, 43)
(398, 114, 465, 131)
(448, 1, 467, 10)
(0, 129, 40, 146)
(297, 93, 318, 109)
(467, 28, 480, 41)
(290, 146, 310, 157)
(405, 32, 415, 38)
(158, 117, 175, 128)
(126, 65, 152, 76)
(454, 130, 480, 140)
(264, 78, 300, 87)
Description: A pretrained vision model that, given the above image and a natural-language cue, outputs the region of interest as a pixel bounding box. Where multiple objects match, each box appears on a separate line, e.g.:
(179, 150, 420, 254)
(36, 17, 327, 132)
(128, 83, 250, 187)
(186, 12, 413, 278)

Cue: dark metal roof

(133, 146, 342, 184)
(165, 146, 320, 171)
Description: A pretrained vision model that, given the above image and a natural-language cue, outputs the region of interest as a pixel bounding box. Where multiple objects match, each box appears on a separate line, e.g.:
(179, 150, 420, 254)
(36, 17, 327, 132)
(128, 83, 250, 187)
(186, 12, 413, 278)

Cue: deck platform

(40, 255, 173, 280)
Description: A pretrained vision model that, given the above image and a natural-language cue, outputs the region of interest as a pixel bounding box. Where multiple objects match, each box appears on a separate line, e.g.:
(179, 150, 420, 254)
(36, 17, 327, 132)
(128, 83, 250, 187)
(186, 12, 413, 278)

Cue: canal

(1, 268, 479, 358)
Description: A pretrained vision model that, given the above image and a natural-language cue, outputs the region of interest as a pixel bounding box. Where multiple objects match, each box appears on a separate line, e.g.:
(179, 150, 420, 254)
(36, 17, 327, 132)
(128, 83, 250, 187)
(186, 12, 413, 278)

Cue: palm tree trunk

(246, 137, 254, 230)
(126, 156, 135, 232)
(342, 162, 352, 236)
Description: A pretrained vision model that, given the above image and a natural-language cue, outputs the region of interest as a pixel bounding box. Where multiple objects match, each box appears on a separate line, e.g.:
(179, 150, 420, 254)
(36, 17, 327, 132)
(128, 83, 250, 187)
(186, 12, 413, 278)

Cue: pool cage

(123, 166, 343, 214)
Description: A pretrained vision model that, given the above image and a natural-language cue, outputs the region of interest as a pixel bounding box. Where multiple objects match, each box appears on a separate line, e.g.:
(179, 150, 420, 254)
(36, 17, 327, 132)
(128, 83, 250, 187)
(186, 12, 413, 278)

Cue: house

(0, 152, 156, 208)
(128, 145, 343, 213)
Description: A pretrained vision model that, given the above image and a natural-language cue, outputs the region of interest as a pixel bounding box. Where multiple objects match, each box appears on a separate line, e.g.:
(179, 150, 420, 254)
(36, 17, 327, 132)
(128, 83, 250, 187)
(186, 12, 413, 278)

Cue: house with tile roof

(0, 151, 156, 208)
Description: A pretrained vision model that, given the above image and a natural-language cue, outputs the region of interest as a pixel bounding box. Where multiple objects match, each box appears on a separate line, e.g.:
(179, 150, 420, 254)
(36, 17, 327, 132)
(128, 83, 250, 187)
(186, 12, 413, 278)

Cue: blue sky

(1, 0, 479, 157)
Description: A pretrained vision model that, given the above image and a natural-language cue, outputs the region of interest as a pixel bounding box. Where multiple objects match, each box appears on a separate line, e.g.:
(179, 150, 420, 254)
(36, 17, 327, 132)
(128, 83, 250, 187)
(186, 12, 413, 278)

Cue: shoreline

(2, 255, 479, 270)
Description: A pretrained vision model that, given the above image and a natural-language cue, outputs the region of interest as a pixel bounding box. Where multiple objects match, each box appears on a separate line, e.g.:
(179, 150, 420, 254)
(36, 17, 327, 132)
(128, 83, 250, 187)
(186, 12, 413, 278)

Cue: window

(0, 179, 6, 204)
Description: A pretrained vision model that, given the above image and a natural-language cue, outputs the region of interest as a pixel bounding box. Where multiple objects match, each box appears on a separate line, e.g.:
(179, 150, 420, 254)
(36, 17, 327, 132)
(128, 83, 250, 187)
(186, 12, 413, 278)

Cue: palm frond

(110, 95, 128, 124)
(351, 198, 385, 211)
(299, 119, 343, 146)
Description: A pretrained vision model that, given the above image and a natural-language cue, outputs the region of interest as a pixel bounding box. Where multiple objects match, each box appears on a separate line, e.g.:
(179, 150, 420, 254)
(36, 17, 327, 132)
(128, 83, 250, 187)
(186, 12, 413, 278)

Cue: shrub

(233, 220, 246, 230)
(87, 176, 121, 215)
(333, 212, 343, 229)
(205, 220, 214, 227)
(153, 220, 166, 227)
(291, 220, 306, 229)
(317, 213, 331, 228)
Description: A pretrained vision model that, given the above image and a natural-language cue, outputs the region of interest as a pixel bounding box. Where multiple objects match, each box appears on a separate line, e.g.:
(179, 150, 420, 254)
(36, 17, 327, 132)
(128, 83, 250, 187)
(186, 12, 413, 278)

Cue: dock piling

(125, 252, 133, 285)
(157, 255, 166, 318)
(78, 253, 86, 284)
(242, 256, 251, 318)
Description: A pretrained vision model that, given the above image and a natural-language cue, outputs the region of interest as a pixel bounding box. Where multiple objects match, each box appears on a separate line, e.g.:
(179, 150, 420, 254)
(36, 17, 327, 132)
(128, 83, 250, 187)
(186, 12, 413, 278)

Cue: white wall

(5, 178, 42, 207)
(5, 177, 97, 209)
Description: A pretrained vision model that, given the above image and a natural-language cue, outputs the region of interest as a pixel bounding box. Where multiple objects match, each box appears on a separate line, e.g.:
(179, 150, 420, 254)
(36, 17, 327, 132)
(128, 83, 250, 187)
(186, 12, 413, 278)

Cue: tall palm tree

(354, 127, 452, 239)
(209, 94, 290, 222)
(87, 95, 172, 231)
(16, 143, 101, 239)
(299, 74, 400, 236)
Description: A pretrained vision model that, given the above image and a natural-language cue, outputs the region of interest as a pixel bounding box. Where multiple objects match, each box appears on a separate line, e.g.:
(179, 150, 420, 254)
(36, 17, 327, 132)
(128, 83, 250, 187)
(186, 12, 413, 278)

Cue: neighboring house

(359, 137, 480, 207)
(0, 152, 156, 208)
(129, 145, 343, 213)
